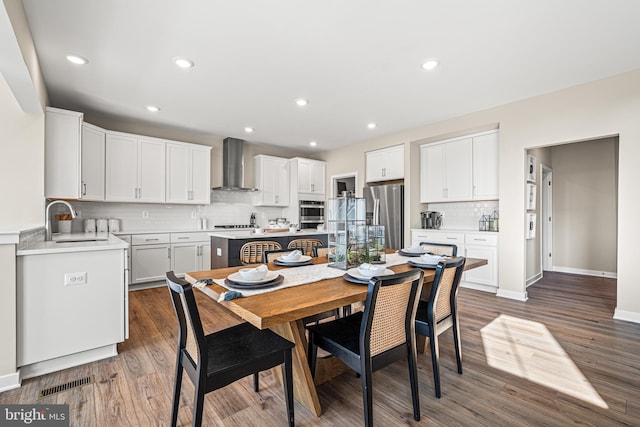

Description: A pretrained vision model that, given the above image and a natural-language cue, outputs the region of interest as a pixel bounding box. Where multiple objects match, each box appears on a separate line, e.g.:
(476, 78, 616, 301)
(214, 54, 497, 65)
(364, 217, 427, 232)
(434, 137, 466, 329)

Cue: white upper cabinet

(105, 132, 165, 203)
(81, 123, 106, 200)
(420, 131, 498, 203)
(166, 143, 212, 204)
(472, 132, 499, 200)
(420, 137, 472, 202)
(292, 158, 326, 195)
(44, 107, 105, 201)
(254, 155, 290, 206)
(365, 144, 404, 183)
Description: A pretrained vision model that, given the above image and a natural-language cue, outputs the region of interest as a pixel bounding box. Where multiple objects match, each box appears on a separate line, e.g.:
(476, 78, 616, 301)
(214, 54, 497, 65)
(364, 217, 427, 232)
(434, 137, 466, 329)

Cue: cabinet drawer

(171, 232, 209, 243)
(415, 231, 465, 244)
(132, 233, 170, 245)
(465, 233, 498, 246)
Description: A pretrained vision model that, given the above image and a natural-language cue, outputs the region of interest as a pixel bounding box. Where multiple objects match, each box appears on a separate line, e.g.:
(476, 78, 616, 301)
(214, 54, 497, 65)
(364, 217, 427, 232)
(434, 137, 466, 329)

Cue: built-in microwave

(299, 200, 324, 229)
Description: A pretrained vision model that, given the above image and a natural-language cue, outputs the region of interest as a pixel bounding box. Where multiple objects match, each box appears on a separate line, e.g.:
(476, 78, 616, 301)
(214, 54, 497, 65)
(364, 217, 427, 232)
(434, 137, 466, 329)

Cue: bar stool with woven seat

(415, 257, 466, 398)
(240, 241, 282, 264)
(287, 238, 324, 256)
(307, 269, 424, 427)
(165, 272, 295, 427)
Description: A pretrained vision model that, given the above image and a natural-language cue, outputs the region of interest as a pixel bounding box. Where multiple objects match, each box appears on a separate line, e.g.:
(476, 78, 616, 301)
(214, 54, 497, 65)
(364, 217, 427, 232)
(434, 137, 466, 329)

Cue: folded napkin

(244, 264, 268, 273)
(289, 250, 302, 257)
(218, 291, 243, 302)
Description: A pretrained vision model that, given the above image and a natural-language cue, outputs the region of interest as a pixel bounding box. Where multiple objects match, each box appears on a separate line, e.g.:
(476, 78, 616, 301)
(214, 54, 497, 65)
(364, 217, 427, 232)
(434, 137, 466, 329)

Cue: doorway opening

(330, 172, 358, 198)
(541, 165, 553, 272)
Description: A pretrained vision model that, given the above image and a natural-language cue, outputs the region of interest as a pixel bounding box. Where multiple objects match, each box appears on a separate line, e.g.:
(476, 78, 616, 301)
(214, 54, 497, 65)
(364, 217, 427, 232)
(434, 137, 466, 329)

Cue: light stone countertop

(16, 232, 129, 256)
(209, 229, 328, 240)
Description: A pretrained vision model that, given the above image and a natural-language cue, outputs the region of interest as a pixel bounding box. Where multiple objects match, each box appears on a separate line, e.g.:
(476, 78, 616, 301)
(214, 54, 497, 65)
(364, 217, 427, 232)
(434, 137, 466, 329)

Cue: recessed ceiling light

(173, 57, 195, 69)
(367, 123, 376, 129)
(296, 99, 309, 107)
(309, 141, 317, 147)
(146, 105, 160, 112)
(65, 54, 88, 65)
(244, 127, 254, 133)
(422, 59, 439, 71)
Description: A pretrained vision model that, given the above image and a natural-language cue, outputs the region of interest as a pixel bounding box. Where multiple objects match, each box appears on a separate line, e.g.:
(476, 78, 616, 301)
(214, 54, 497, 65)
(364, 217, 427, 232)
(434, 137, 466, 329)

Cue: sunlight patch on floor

(480, 314, 607, 408)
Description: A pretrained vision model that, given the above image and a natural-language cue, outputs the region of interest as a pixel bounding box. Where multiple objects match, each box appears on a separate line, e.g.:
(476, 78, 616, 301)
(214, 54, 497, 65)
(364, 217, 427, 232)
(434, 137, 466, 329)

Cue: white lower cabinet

(410, 229, 499, 292)
(170, 232, 211, 277)
(131, 233, 171, 284)
(131, 232, 210, 284)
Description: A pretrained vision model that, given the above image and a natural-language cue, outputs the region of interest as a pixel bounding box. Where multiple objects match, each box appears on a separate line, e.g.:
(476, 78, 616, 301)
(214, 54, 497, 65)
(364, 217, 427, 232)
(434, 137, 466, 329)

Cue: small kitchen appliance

(421, 211, 443, 229)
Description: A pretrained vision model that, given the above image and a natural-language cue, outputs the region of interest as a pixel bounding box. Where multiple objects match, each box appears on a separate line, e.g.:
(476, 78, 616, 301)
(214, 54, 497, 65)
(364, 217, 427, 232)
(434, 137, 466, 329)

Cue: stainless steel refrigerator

(363, 183, 404, 250)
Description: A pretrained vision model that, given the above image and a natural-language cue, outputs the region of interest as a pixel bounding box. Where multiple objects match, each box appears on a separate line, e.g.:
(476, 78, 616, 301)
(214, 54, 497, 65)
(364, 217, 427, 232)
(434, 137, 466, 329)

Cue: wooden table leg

(271, 321, 323, 417)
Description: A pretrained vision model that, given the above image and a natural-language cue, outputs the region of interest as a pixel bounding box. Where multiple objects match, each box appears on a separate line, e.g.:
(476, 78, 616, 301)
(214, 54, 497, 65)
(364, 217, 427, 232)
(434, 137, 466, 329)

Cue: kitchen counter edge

(17, 233, 129, 256)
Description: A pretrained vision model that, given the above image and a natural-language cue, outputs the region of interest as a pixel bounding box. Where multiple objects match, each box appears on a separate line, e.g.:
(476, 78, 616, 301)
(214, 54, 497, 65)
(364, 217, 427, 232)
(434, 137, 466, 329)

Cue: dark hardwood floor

(2, 272, 639, 426)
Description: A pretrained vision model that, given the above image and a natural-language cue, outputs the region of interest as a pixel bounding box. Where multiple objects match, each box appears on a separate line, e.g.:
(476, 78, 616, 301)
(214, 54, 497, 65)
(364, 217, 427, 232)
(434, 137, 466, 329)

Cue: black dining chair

(415, 257, 466, 398)
(165, 272, 295, 427)
(263, 248, 297, 263)
(419, 241, 458, 256)
(306, 269, 424, 427)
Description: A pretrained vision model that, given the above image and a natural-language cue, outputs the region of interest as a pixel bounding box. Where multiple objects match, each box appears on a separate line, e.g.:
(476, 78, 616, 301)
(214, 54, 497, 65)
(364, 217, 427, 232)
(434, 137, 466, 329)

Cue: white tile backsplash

(426, 201, 499, 230)
(59, 191, 287, 232)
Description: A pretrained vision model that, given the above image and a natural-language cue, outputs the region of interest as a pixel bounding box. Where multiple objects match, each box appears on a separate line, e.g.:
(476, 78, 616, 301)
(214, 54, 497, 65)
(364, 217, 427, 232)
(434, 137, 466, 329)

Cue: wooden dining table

(185, 255, 487, 417)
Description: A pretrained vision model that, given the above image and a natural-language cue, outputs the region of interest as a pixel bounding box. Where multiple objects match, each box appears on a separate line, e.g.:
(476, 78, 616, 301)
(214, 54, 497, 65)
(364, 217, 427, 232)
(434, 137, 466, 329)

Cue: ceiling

(21, 0, 640, 152)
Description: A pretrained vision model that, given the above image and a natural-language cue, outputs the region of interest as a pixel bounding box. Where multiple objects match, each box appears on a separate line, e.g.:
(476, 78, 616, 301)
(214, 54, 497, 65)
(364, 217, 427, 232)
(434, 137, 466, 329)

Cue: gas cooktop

(213, 224, 253, 229)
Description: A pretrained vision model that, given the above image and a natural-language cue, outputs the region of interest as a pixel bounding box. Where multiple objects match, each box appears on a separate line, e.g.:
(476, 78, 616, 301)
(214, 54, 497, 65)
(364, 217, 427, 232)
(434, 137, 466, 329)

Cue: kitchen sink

(55, 237, 108, 243)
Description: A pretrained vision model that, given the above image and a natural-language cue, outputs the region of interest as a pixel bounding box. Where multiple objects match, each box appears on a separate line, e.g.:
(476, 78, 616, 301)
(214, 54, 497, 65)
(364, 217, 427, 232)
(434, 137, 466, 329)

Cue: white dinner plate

(401, 247, 424, 254)
(227, 270, 279, 284)
(277, 255, 312, 264)
(346, 267, 394, 281)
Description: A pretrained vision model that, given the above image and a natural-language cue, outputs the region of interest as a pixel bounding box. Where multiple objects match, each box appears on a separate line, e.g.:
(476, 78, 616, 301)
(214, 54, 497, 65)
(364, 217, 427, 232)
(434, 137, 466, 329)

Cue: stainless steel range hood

(212, 137, 258, 191)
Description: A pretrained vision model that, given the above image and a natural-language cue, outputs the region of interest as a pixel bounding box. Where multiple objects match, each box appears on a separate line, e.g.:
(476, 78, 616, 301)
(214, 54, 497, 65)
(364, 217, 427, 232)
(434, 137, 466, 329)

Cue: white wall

(551, 138, 618, 274)
(0, 0, 47, 388)
(320, 69, 640, 320)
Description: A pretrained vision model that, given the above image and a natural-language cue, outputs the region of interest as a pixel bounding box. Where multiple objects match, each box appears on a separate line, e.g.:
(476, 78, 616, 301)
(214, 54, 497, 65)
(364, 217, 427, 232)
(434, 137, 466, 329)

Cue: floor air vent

(38, 375, 94, 400)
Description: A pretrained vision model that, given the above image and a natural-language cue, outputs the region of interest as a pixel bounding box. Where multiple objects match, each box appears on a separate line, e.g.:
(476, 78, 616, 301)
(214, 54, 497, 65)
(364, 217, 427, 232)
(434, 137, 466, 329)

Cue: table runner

(194, 252, 414, 299)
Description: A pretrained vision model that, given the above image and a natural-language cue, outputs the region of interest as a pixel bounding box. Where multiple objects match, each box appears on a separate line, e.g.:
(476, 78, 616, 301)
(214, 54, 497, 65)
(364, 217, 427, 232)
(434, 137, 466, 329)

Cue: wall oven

(299, 200, 325, 229)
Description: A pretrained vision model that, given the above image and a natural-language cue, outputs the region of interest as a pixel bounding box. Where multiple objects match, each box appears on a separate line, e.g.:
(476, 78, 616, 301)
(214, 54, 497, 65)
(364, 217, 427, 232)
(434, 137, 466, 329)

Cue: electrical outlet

(64, 272, 87, 286)
(191, 211, 198, 219)
(142, 210, 149, 219)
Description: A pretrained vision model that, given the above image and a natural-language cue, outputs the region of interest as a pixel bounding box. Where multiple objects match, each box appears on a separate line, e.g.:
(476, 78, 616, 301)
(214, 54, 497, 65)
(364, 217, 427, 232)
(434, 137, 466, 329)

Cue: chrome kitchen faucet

(45, 200, 76, 241)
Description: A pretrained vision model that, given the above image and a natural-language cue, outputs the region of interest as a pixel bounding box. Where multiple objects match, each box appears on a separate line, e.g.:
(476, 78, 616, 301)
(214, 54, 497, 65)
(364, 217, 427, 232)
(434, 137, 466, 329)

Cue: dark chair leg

(170, 357, 184, 427)
(307, 334, 318, 378)
(192, 382, 205, 427)
(429, 330, 441, 398)
(253, 372, 259, 392)
(283, 350, 295, 427)
(407, 342, 421, 421)
(361, 363, 373, 427)
(452, 315, 463, 374)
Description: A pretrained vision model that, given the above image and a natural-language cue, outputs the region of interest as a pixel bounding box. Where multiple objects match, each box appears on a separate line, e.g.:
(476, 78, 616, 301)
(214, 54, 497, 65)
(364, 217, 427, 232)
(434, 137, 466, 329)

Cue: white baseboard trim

(613, 309, 640, 324)
(19, 344, 117, 381)
(552, 266, 617, 279)
(526, 272, 543, 287)
(460, 281, 497, 294)
(0, 372, 21, 393)
(496, 288, 528, 301)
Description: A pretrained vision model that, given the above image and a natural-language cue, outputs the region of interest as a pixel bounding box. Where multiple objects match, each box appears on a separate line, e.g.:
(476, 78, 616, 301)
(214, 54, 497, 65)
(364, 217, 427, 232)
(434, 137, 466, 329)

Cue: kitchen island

(210, 229, 328, 268)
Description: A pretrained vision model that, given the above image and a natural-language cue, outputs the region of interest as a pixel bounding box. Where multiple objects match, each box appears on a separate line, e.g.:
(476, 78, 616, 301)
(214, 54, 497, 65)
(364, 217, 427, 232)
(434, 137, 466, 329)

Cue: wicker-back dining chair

(415, 256, 466, 398)
(306, 269, 424, 426)
(287, 238, 324, 256)
(165, 272, 295, 426)
(239, 241, 282, 264)
(418, 241, 457, 256)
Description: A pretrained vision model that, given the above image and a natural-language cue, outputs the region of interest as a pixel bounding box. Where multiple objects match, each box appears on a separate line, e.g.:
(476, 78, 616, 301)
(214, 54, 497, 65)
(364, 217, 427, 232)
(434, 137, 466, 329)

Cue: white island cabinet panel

(17, 248, 126, 368)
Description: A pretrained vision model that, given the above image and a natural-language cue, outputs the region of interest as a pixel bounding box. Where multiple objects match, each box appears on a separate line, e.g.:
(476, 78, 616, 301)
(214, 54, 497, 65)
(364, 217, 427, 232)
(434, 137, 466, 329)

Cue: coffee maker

(421, 211, 443, 229)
